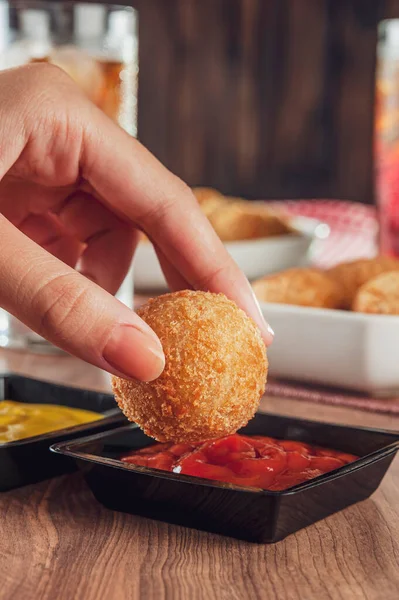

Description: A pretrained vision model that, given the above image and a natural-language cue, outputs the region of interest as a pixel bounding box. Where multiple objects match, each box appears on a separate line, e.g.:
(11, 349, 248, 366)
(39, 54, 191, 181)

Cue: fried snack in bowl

(142, 188, 291, 244)
(252, 268, 345, 309)
(207, 202, 292, 242)
(353, 271, 399, 314)
(327, 257, 399, 309)
(112, 290, 267, 443)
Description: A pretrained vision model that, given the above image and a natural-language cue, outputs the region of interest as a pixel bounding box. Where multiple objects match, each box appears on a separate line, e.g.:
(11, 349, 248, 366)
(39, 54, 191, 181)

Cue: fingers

(55, 191, 137, 294)
(81, 111, 273, 346)
(154, 244, 192, 292)
(0, 64, 272, 346)
(1, 181, 136, 294)
(78, 226, 138, 294)
(0, 215, 165, 381)
(0, 178, 75, 226)
(18, 213, 83, 268)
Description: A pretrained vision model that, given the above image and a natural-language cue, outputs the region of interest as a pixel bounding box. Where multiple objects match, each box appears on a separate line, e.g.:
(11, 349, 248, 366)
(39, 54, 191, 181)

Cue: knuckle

(174, 178, 195, 201)
(171, 179, 198, 211)
(193, 259, 232, 291)
(16, 64, 73, 112)
(138, 179, 197, 230)
(22, 63, 86, 121)
(32, 273, 96, 341)
(25, 62, 74, 89)
(19, 76, 85, 185)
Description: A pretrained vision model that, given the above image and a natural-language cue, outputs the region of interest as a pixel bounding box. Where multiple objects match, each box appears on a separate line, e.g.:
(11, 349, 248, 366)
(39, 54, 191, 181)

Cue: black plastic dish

(0, 374, 125, 492)
(51, 412, 399, 543)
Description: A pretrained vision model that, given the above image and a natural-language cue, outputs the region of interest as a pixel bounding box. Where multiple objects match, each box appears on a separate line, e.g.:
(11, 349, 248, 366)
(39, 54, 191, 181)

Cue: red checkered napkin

(267, 379, 399, 415)
(267, 199, 378, 268)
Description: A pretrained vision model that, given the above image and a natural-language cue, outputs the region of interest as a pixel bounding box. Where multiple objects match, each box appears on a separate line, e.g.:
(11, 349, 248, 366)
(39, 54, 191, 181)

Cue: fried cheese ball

(327, 257, 399, 309)
(252, 268, 345, 309)
(207, 202, 292, 242)
(112, 290, 267, 442)
(353, 271, 399, 314)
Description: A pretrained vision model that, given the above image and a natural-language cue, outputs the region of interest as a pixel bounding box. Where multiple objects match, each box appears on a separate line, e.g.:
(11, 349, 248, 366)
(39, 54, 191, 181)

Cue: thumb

(0, 217, 165, 382)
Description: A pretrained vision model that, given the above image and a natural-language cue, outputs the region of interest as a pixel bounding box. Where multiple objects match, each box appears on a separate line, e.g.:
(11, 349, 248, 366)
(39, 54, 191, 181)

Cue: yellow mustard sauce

(0, 400, 103, 443)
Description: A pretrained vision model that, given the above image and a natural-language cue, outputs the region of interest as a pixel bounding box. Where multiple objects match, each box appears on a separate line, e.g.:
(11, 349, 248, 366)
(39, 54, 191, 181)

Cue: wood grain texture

(1, 348, 399, 600)
(137, 0, 380, 203)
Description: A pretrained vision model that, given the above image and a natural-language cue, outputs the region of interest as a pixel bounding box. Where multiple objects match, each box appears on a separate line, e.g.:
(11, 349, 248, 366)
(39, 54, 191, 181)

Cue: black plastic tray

(51, 412, 399, 543)
(0, 374, 126, 492)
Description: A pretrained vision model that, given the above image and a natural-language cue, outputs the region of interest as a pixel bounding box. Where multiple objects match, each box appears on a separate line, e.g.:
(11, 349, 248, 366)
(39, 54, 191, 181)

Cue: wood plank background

(137, 0, 384, 203)
(13, 0, 399, 203)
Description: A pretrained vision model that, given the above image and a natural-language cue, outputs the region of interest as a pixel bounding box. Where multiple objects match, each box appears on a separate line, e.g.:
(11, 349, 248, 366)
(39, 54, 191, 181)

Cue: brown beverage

(31, 51, 127, 125)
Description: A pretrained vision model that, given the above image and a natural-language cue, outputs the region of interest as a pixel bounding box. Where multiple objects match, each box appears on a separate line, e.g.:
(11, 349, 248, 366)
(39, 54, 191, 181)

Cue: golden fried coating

(201, 197, 230, 219)
(112, 291, 267, 443)
(191, 187, 229, 219)
(192, 187, 224, 205)
(252, 268, 345, 309)
(327, 257, 399, 309)
(353, 271, 399, 314)
(207, 202, 292, 242)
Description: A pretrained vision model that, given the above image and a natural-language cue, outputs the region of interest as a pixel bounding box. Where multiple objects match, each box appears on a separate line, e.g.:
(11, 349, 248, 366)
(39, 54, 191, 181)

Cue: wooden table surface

(1, 348, 399, 600)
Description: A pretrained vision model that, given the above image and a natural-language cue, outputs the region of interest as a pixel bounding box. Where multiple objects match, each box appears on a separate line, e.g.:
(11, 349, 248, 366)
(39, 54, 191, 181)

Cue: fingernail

(103, 324, 165, 382)
(260, 318, 274, 347)
(250, 288, 274, 345)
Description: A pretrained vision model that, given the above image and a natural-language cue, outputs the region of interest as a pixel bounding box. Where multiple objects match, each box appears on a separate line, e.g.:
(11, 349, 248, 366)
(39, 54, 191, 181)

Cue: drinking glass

(376, 19, 399, 256)
(0, 1, 138, 353)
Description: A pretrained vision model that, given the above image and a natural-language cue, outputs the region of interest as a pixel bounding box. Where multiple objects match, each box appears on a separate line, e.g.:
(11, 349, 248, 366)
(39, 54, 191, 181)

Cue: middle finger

(55, 191, 136, 293)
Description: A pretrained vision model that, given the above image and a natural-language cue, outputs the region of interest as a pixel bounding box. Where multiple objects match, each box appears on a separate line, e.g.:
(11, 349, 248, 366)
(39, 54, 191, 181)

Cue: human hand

(0, 64, 273, 381)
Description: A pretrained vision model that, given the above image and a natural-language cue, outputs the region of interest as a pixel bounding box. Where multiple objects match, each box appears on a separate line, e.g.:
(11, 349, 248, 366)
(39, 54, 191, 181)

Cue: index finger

(82, 108, 273, 345)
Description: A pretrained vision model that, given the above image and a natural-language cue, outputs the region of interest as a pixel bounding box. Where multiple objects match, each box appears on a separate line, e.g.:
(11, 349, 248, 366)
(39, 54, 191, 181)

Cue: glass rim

(0, 1, 136, 11)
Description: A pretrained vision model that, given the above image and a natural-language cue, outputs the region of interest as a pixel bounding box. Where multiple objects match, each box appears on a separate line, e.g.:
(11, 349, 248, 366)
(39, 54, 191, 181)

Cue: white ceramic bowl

(261, 302, 399, 396)
(134, 216, 328, 290)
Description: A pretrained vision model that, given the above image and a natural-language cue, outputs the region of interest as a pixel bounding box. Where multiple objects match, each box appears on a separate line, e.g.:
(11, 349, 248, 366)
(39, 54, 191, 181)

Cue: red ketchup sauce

(120, 434, 358, 491)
